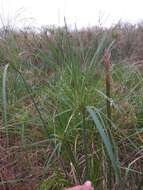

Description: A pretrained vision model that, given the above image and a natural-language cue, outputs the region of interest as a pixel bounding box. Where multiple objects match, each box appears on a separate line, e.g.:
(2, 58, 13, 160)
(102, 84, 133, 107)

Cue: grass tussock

(0, 22, 143, 190)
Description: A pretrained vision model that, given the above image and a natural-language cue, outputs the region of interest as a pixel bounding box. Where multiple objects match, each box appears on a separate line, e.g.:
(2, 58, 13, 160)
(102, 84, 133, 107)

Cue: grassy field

(0, 22, 143, 190)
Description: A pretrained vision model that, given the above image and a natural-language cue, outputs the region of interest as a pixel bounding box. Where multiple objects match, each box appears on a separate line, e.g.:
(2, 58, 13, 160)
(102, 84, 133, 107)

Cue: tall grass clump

(0, 23, 143, 190)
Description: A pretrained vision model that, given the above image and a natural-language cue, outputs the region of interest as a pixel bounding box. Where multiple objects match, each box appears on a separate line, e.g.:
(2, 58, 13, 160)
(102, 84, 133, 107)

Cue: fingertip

(84, 181, 92, 187)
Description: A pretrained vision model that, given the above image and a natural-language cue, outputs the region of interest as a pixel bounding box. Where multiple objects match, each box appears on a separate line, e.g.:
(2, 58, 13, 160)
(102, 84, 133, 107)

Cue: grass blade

(86, 106, 121, 184)
(2, 64, 9, 146)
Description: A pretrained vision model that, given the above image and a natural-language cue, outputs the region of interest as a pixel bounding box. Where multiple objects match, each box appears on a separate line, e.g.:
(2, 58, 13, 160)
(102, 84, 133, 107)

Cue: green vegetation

(0, 23, 143, 190)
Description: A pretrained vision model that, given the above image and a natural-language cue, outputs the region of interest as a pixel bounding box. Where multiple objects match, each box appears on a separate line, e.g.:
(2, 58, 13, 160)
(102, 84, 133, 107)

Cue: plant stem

(104, 49, 112, 190)
(82, 107, 89, 181)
